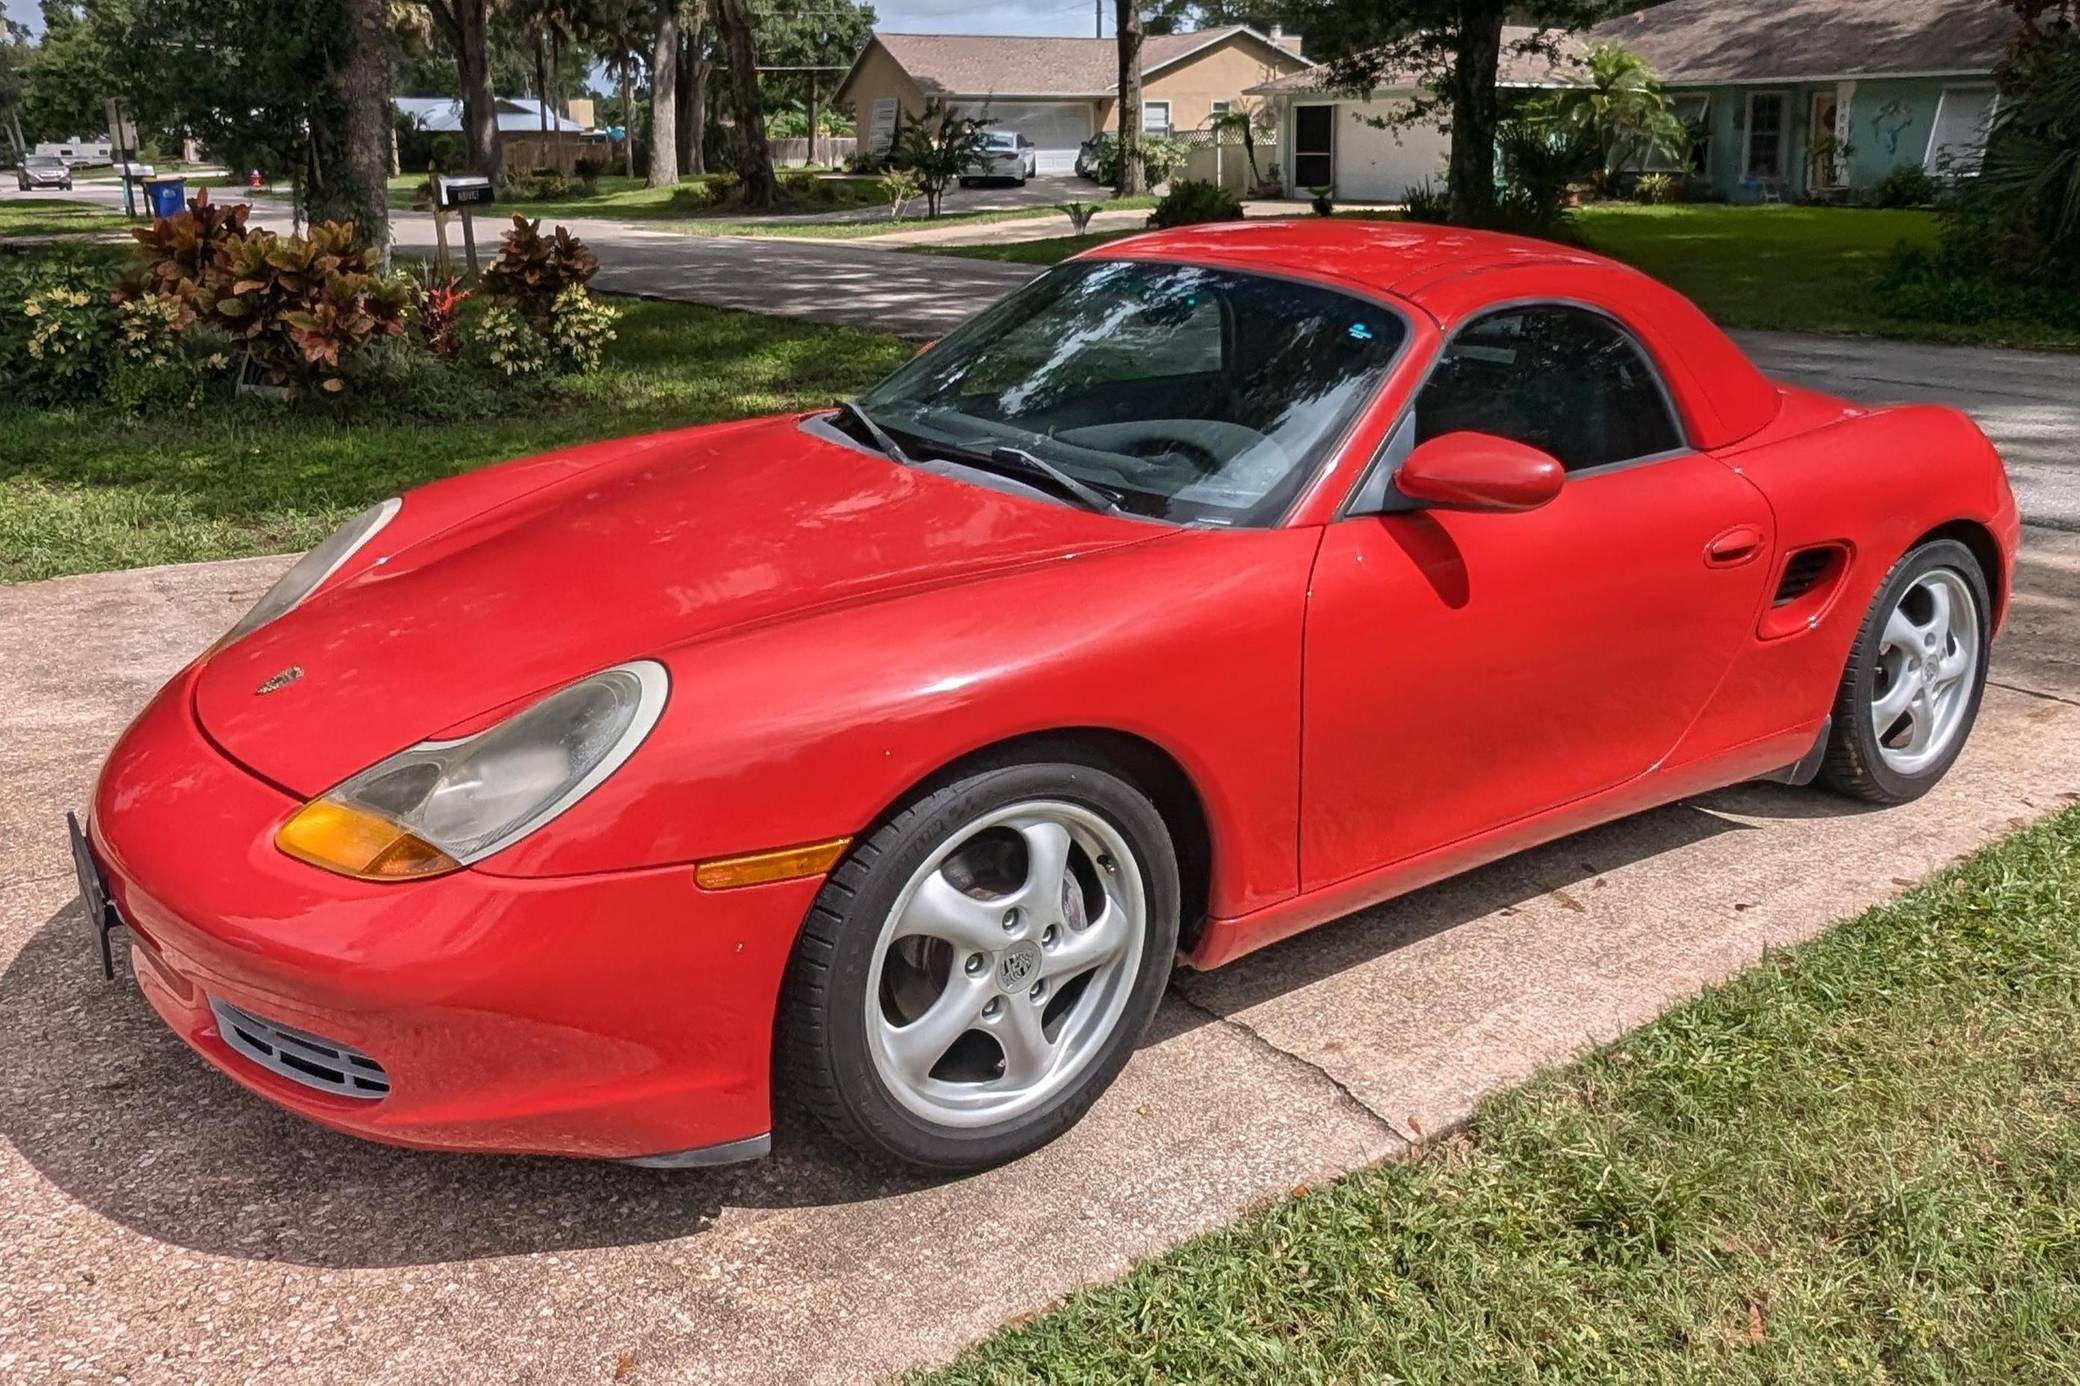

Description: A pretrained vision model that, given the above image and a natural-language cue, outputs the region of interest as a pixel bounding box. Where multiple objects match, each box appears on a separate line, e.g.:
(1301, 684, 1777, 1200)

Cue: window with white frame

(1210, 100, 1231, 117)
(1143, 100, 1172, 135)
(1924, 85, 1998, 177)
(1744, 91, 1786, 178)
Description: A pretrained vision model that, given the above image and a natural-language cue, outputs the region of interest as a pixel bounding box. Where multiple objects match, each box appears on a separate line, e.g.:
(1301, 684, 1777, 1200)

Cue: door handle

(1704, 524, 1766, 568)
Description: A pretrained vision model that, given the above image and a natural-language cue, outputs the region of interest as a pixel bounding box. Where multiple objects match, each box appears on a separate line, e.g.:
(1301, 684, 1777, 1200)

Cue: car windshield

(982, 133, 1018, 150)
(858, 260, 1407, 526)
(27, 156, 62, 168)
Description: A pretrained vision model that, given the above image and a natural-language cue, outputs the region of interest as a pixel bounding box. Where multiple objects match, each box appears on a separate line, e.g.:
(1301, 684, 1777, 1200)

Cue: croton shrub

(117, 195, 408, 393)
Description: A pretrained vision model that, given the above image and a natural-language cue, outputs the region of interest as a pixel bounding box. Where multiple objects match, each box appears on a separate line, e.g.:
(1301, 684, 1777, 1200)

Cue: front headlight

(221, 497, 402, 645)
(276, 661, 669, 880)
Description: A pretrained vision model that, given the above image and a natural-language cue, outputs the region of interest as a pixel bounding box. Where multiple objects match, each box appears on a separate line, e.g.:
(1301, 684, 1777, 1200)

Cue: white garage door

(958, 101, 1093, 174)
(1320, 99, 1450, 203)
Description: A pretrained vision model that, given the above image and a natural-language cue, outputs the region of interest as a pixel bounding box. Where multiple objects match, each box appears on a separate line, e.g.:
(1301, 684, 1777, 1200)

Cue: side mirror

(1394, 432, 1564, 513)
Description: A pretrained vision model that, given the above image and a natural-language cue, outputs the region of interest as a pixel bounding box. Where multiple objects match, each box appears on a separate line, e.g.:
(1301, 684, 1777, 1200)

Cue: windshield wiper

(921, 439, 1123, 515)
(833, 400, 913, 465)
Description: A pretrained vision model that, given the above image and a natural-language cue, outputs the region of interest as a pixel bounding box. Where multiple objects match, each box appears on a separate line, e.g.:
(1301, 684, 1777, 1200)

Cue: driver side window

(1414, 305, 1683, 471)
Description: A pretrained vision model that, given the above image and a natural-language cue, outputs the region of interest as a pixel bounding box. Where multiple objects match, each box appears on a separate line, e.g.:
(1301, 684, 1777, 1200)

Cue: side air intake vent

(209, 996, 390, 1100)
(1773, 547, 1835, 607)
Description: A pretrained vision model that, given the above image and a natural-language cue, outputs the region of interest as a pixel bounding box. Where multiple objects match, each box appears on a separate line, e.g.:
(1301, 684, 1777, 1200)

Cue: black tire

(1818, 537, 1990, 804)
(777, 757, 1180, 1171)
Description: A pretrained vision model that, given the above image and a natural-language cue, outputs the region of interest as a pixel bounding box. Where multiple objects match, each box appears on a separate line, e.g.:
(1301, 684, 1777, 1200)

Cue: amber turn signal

(276, 799, 462, 881)
(694, 837, 851, 891)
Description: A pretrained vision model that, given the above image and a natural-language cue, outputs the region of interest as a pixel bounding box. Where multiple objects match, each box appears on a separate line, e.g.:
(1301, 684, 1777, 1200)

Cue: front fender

(478, 526, 1322, 921)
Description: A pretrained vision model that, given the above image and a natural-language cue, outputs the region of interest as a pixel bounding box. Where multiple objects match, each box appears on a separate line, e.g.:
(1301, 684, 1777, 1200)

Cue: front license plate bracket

(66, 811, 124, 980)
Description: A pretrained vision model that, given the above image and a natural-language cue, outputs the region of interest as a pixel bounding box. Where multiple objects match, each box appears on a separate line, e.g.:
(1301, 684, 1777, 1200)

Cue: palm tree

(1551, 42, 1684, 196)
(1209, 98, 1271, 193)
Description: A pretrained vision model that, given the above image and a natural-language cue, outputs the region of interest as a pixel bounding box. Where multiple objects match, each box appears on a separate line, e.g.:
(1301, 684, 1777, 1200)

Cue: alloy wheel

(1870, 567, 1980, 776)
(864, 800, 1146, 1129)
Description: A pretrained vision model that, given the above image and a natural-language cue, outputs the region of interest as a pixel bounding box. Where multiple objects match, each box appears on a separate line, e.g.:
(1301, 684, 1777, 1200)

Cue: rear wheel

(778, 759, 1178, 1171)
(1819, 538, 1989, 803)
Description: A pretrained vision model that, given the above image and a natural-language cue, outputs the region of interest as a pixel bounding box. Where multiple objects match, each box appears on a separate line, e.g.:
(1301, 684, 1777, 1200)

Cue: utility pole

(1095, 0, 1103, 38)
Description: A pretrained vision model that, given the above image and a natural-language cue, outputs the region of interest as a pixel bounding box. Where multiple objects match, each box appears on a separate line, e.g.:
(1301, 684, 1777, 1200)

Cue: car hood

(194, 414, 1154, 794)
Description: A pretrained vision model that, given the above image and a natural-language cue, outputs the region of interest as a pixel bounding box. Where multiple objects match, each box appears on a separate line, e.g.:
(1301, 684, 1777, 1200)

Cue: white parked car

(960, 131, 1036, 187)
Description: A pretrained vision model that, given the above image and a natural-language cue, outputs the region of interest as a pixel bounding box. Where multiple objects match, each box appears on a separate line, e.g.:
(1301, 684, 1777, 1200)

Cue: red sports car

(74, 221, 2017, 1172)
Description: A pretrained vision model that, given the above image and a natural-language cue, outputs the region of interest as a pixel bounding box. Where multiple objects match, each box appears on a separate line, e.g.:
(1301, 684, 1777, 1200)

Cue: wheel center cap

(996, 943, 1042, 993)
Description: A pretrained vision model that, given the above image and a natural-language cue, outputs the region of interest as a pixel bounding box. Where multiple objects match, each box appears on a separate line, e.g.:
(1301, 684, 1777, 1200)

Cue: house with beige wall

(832, 25, 1311, 176)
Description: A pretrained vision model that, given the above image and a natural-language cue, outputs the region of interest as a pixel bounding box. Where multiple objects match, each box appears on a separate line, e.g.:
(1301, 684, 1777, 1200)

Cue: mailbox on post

(435, 175, 496, 275)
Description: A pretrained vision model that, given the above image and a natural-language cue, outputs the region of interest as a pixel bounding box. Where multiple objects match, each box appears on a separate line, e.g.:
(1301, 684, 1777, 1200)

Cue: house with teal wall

(1594, 0, 2018, 202)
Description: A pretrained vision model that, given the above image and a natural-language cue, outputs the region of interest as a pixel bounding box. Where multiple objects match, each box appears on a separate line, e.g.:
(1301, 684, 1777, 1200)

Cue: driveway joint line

(1989, 678, 2080, 710)
(1167, 981, 1409, 1143)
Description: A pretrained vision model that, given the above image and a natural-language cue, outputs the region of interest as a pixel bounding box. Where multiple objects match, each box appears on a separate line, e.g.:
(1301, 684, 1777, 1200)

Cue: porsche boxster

(73, 220, 2017, 1172)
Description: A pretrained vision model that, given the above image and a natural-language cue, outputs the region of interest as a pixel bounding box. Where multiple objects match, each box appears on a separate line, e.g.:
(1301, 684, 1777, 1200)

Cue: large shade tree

(423, 0, 503, 177)
(1290, 0, 1603, 223)
(1114, 0, 1145, 196)
(71, 0, 394, 243)
(712, 0, 776, 204)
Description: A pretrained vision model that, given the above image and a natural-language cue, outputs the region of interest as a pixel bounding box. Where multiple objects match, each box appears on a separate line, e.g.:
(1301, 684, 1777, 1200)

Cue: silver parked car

(959, 131, 1036, 187)
(17, 155, 73, 191)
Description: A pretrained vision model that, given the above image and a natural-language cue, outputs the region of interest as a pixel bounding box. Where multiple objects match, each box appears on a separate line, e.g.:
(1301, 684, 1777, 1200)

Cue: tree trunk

(1114, 0, 1145, 197)
(620, 60, 636, 178)
(1446, 0, 1503, 223)
(442, 0, 503, 181)
(535, 29, 549, 137)
(714, 0, 776, 206)
(648, 2, 679, 186)
(674, 10, 696, 175)
(314, 0, 391, 260)
(806, 71, 818, 169)
(688, 43, 710, 176)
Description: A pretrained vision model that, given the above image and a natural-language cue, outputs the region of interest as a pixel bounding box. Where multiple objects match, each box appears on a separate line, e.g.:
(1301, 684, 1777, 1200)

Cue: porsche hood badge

(255, 665, 304, 696)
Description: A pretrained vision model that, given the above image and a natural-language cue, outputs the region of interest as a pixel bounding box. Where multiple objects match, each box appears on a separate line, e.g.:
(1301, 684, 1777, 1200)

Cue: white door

(1332, 99, 1450, 203)
(958, 101, 1093, 175)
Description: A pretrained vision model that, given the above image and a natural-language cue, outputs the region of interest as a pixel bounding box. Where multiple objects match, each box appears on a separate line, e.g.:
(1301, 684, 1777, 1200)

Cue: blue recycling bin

(141, 177, 186, 218)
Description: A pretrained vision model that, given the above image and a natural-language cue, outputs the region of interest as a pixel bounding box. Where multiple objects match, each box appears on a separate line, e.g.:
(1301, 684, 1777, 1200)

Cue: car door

(1299, 303, 1774, 889)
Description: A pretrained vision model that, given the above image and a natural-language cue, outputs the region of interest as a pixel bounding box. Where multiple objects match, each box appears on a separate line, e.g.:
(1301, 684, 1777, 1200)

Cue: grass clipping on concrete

(928, 804, 2080, 1383)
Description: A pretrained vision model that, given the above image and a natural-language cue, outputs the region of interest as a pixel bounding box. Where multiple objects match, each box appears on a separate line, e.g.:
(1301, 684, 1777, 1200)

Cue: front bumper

(84, 663, 821, 1163)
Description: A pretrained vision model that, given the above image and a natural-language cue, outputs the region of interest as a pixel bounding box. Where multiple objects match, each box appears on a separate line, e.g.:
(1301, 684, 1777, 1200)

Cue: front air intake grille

(1773, 548, 1835, 607)
(208, 996, 390, 1100)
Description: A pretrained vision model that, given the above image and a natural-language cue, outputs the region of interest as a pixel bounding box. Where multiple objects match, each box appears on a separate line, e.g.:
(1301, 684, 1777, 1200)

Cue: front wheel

(778, 759, 1179, 1171)
(1819, 537, 1990, 803)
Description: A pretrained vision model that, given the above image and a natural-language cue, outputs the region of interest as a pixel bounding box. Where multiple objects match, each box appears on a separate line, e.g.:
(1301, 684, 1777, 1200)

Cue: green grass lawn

(924, 803, 2080, 1383)
(1572, 204, 1943, 338)
(912, 203, 2078, 349)
(0, 297, 908, 582)
(0, 199, 138, 239)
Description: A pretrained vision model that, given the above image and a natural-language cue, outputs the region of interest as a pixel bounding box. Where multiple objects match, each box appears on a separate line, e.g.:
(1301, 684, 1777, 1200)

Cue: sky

(4, 0, 1121, 41)
(875, 0, 1113, 37)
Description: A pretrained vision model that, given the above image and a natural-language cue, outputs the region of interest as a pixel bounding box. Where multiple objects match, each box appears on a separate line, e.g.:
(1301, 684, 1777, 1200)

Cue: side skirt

(622, 1132, 772, 1169)
(1189, 719, 1825, 970)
